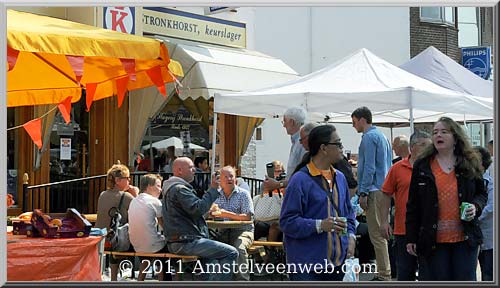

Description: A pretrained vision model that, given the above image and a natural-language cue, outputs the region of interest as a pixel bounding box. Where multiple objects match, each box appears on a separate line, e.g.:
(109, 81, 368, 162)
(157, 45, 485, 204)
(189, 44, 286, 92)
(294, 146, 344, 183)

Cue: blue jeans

(168, 238, 238, 281)
(288, 264, 345, 281)
(419, 241, 478, 281)
(478, 249, 493, 281)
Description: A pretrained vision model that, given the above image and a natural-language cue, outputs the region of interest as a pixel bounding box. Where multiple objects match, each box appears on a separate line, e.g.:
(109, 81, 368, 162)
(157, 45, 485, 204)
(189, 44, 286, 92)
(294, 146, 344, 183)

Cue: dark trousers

(419, 241, 478, 281)
(478, 249, 493, 281)
(394, 235, 418, 281)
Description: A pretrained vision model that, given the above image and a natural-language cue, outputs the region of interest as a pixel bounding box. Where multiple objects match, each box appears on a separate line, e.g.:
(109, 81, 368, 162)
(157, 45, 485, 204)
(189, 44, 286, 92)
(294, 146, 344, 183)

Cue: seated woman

(254, 160, 286, 242)
(128, 174, 171, 281)
(95, 163, 139, 281)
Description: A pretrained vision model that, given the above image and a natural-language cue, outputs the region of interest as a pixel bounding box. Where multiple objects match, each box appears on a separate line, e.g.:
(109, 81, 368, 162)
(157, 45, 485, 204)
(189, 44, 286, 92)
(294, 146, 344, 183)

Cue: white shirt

(128, 193, 166, 253)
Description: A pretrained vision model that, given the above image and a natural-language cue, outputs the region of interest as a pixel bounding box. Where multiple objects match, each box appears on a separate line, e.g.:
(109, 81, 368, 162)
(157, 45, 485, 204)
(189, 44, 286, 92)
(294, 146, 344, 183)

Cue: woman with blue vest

(280, 124, 356, 281)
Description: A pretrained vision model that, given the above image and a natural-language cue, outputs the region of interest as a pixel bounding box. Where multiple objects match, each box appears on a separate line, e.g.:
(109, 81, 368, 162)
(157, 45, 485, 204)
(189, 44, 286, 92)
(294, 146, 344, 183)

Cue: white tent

(400, 46, 493, 99)
(142, 137, 207, 156)
(214, 48, 493, 126)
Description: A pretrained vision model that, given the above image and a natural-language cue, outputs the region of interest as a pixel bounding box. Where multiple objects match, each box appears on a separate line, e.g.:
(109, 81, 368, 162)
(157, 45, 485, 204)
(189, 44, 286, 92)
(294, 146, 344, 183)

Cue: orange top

(431, 157, 464, 243)
(381, 156, 413, 235)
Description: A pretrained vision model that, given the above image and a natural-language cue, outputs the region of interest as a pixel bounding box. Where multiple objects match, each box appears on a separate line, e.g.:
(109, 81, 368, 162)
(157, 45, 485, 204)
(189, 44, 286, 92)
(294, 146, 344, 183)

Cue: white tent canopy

(142, 136, 207, 156)
(214, 48, 493, 126)
(400, 46, 493, 99)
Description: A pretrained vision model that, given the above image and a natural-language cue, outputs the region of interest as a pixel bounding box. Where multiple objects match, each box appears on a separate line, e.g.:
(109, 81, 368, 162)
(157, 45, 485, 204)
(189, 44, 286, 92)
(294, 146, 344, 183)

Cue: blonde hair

(106, 164, 130, 189)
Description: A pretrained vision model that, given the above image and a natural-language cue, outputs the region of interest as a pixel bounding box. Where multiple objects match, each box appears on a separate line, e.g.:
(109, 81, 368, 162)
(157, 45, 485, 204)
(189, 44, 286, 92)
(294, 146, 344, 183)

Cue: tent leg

(211, 112, 218, 174)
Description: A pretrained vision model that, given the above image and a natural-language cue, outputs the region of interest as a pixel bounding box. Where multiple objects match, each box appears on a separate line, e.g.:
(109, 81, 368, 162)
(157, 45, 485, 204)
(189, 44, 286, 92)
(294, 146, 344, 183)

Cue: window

(458, 7, 481, 47)
(255, 127, 262, 141)
(420, 7, 455, 25)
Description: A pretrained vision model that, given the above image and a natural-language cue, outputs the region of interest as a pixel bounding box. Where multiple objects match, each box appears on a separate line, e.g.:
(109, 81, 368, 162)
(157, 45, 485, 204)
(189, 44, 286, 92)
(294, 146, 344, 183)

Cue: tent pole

(211, 112, 218, 174)
(409, 106, 414, 134)
(148, 119, 154, 171)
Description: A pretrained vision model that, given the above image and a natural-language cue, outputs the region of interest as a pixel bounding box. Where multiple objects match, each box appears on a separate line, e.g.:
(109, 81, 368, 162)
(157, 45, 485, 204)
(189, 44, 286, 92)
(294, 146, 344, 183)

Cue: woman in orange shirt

(405, 117, 487, 281)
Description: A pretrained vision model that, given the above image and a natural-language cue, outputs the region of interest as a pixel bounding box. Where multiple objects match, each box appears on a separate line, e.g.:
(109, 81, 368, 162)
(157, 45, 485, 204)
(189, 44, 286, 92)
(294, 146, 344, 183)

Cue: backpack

(105, 193, 131, 251)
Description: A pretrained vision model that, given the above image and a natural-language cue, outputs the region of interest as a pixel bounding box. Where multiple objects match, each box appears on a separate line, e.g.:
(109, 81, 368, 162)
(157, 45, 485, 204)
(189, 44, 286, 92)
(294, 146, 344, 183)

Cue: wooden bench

(252, 240, 283, 248)
(103, 250, 198, 261)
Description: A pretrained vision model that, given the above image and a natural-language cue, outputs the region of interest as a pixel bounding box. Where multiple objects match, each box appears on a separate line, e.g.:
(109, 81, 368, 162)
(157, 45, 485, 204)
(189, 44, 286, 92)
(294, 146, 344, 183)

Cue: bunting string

(7, 105, 58, 131)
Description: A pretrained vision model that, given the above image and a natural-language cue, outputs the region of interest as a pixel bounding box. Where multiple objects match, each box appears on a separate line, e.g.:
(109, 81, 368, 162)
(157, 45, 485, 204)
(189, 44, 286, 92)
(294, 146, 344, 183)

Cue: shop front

(130, 7, 299, 170)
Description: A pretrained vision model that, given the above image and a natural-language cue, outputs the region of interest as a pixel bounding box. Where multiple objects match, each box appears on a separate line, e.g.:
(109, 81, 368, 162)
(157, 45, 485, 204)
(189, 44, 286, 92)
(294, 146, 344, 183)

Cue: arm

(379, 167, 395, 240)
(478, 175, 493, 221)
(217, 209, 251, 221)
(472, 175, 488, 219)
(405, 165, 421, 245)
(358, 135, 377, 193)
(279, 173, 322, 239)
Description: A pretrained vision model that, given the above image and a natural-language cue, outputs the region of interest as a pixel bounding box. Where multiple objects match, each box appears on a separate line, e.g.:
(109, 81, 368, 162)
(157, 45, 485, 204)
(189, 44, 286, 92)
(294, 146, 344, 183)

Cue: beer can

(460, 202, 473, 221)
(336, 217, 347, 235)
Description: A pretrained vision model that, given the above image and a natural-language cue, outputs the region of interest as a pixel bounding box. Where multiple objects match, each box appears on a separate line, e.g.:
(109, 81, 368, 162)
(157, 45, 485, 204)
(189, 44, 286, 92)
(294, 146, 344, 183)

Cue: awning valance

(155, 37, 300, 100)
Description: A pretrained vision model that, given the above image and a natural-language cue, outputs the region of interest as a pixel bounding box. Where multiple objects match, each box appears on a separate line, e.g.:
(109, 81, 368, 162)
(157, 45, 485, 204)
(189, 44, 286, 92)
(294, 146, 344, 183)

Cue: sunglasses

(325, 142, 343, 149)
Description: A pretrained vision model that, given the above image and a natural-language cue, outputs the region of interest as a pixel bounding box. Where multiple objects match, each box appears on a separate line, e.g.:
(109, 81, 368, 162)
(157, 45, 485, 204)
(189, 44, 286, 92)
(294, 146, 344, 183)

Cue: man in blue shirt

(351, 106, 392, 281)
(211, 166, 254, 281)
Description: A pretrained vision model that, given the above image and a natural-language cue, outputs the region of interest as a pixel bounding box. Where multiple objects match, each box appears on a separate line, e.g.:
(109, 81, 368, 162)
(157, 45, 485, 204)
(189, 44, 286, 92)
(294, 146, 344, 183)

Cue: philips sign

(461, 47, 491, 79)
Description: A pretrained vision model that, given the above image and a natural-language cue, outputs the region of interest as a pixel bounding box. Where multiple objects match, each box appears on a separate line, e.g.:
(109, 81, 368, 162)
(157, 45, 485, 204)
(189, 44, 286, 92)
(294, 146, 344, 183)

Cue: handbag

(105, 193, 131, 252)
(342, 257, 360, 282)
(253, 192, 283, 222)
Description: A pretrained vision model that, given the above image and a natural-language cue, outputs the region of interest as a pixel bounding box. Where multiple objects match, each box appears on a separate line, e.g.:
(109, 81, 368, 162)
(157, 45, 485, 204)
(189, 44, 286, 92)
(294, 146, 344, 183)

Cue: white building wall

(236, 7, 412, 178)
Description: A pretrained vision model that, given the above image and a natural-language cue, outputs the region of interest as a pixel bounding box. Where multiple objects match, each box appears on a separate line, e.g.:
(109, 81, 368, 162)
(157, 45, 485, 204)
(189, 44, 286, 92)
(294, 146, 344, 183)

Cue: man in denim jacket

(161, 157, 238, 281)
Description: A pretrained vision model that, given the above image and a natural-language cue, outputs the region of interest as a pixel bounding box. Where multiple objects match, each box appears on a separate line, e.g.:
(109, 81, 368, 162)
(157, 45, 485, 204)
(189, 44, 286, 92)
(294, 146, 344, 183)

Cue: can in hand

(460, 202, 473, 221)
(336, 216, 348, 235)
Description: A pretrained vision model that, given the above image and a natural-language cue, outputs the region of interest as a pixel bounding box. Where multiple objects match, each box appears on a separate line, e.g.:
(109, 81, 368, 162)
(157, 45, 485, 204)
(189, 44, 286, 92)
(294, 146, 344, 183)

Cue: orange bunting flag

(23, 118, 43, 150)
(7, 46, 20, 71)
(146, 66, 166, 97)
(120, 58, 137, 81)
(116, 76, 129, 108)
(85, 83, 98, 112)
(57, 96, 72, 124)
(66, 55, 84, 83)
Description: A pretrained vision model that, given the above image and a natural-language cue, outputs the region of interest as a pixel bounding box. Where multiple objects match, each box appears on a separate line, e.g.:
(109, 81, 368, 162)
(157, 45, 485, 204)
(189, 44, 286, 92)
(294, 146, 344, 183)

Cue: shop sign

(204, 7, 236, 15)
(143, 7, 246, 48)
(152, 110, 203, 130)
(104, 7, 135, 34)
(461, 46, 491, 80)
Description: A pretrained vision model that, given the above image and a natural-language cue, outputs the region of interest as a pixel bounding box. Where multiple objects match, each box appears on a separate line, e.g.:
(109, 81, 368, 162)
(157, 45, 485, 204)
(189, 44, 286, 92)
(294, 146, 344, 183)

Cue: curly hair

(106, 164, 130, 189)
(418, 117, 482, 179)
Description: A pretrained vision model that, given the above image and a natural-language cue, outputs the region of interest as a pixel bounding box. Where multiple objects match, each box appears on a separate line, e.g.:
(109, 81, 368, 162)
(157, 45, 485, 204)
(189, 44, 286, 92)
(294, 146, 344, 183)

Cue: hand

(320, 217, 336, 232)
(406, 243, 417, 256)
(379, 222, 393, 240)
(332, 217, 347, 234)
(464, 204, 476, 221)
(359, 195, 368, 210)
(126, 185, 139, 197)
(210, 172, 220, 189)
(209, 203, 219, 213)
(263, 176, 279, 191)
(346, 237, 356, 258)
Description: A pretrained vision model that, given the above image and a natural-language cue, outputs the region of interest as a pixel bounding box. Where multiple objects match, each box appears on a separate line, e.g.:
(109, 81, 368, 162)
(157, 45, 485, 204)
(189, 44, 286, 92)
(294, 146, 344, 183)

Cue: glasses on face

(325, 142, 343, 149)
(119, 176, 131, 181)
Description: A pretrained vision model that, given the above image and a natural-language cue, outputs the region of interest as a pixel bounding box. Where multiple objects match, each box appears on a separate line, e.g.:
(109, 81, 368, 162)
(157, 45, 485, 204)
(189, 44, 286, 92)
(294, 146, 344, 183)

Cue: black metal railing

(23, 172, 264, 213)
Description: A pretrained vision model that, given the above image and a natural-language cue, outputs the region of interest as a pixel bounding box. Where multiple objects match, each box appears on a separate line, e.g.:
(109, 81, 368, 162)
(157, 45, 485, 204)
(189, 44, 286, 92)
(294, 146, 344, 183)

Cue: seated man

(210, 166, 254, 281)
(161, 157, 238, 281)
(128, 173, 170, 281)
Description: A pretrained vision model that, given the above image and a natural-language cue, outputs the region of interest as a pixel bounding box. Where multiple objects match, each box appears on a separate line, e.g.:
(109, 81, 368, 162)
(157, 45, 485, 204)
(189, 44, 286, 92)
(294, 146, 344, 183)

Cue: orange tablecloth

(7, 235, 102, 281)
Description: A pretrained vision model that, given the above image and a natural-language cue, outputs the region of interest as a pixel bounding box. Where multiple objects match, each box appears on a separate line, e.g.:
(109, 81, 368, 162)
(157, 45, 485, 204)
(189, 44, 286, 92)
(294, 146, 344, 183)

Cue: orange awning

(7, 9, 183, 107)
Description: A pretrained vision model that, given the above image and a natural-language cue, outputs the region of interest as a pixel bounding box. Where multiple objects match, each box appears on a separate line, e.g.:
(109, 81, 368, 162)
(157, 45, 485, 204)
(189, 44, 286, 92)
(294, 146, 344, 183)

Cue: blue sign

(461, 47, 491, 79)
